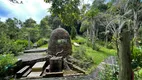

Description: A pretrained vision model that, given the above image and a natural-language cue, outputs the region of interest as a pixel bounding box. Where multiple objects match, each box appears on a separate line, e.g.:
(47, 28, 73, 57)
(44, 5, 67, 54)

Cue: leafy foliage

(131, 47, 142, 69)
(98, 64, 118, 80)
(72, 46, 94, 70)
(71, 27, 77, 39)
(36, 38, 48, 47)
(45, 0, 80, 26)
(0, 54, 17, 77)
(14, 40, 29, 49)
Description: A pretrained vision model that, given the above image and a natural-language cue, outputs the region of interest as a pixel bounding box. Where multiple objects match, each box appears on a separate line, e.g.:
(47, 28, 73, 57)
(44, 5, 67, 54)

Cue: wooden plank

(43, 72, 63, 77)
(16, 66, 30, 78)
(17, 66, 29, 74)
(22, 68, 32, 77)
(46, 65, 50, 72)
(27, 72, 42, 78)
(32, 61, 46, 72)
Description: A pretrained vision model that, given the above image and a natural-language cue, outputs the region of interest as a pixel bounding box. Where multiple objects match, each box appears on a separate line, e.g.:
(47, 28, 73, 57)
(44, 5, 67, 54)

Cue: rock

(73, 42, 80, 47)
(48, 28, 72, 58)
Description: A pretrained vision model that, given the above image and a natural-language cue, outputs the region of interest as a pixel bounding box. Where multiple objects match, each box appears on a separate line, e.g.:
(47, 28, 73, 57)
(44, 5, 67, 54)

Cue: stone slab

(32, 61, 46, 72)
(27, 72, 42, 78)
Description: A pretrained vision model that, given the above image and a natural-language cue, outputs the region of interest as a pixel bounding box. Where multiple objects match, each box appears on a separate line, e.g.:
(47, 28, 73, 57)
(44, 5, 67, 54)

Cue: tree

(5, 18, 19, 40)
(40, 16, 51, 38)
(45, 0, 80, 39)
(45, 0, 80, 26)
(23, 18, 36, 28)
(48, 16, 61, 30)
(71, 26, 77, 39)
(106, 0, 135, 80)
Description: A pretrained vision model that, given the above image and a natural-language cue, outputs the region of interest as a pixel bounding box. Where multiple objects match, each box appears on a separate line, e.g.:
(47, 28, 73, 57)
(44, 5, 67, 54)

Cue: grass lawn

(40, 44, 48, 48)
(72, 43, 116, 73)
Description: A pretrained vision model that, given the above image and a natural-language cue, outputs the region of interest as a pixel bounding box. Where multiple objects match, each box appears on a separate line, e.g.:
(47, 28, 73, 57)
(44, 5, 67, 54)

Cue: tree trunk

(87, 28, 89, 38)
(92, 21, 95, 45)
(133, 11, 139, 46)
(28, 33, 31, 49)
(118, 30, 132, 80)
(105, 25, 108, 47)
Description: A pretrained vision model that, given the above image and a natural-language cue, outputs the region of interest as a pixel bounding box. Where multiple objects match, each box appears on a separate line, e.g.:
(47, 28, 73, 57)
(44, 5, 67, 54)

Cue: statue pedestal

(50, 57, 63, 72)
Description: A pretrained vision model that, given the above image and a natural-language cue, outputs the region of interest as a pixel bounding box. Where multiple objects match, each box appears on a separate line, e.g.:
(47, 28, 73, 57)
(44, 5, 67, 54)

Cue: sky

(0, 0, 110, 24)
(0, 0, 51, 24)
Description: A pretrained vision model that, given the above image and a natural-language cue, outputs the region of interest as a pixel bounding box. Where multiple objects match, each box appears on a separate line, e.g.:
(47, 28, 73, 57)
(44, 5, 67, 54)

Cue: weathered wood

(118, 31, 132, 80)
(43, 72, 63, 77)
(27, 72, 42, 78)
(24, 48, 47, 53)
(46, 65, 50, 72)
(50, 57, 62, 72)
(66, 61, 86, 74)
(22, 68, 32, 77)
(16, 66, 30, 78)
(32, 61, 46, 72)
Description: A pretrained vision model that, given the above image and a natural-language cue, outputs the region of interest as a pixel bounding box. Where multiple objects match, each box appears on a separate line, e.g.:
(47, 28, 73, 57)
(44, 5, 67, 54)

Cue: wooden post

(50, 57, 62, 72)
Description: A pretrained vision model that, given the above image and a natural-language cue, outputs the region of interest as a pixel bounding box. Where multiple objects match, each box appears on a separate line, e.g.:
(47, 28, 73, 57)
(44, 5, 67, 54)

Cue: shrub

(71, 27, 77, 39)
(86, 41, 92, 47)
(73, 36, 86, 44)
(36, 38, 48, 47)
(14, 40, 28, 48)
(9, 43, 24, 55)
(72, 46, 94, 70)
(92, 43, 100, 51)
(98, 41, 105, 46)
(0, 54, 17, 77)
(98, 64, 118, 80)
(131, 47, 142, 69)
(106, 43, 114, 49)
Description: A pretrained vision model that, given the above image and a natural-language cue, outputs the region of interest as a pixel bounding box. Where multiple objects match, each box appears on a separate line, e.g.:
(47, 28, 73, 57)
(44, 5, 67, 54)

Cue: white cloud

(0, 0, 51, 24)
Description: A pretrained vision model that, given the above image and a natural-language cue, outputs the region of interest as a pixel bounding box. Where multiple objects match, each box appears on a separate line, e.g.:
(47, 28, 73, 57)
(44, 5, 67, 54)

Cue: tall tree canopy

(44, 0, 80, 26)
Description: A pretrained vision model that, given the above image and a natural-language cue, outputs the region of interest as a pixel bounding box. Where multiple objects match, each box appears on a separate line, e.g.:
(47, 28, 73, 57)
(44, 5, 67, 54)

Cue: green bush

(0, 40, 25, 55)
(86, 41, 100, 51)
(0, 54, 17, 77)
(9, 43, 24, 55)
(134, 69, 142, 80)
(98, 64, 118, 80)
(131, 47, 142, 69)
(72, 46, 94, 70)
(73, 36, 86, 44)
(139, 69, 142, 78)
(71, 27, 77, 39)
(86, 41, 92, 47)
(106, 43, 114, 49)
(14, 40, 28, 48)
(98, 41, 105, 46)
(92, 43, 100, 51)
(36, 38, 48, 47)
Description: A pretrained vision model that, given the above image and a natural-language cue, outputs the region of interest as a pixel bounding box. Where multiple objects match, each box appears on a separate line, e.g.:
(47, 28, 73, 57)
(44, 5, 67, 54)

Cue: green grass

(72, 36, 116, 73)
(72, 44, 116, 73)
(40, 44, 48, 48)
